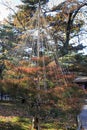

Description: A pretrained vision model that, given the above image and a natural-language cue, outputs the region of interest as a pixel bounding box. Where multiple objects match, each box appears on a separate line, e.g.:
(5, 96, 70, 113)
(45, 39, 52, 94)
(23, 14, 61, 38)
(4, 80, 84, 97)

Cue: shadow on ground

(0, 121, 24, 130)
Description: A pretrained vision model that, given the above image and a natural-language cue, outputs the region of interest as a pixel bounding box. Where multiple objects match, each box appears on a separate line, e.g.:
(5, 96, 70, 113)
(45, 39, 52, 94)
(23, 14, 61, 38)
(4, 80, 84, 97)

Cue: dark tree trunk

(32, 116, 40, 130)
(63, 12, 73, 55)
(0, 91, 3, 101)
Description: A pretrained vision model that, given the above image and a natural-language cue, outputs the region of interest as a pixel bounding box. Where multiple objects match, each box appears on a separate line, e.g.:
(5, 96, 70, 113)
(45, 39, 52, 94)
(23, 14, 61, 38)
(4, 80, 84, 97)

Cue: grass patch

(0, 101, 31, 130)
(0, 116, 31, 130)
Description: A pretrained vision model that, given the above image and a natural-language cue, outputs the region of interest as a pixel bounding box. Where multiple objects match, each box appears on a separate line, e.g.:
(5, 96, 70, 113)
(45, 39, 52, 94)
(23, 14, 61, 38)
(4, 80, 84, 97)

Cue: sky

(0, 0, 21, 21)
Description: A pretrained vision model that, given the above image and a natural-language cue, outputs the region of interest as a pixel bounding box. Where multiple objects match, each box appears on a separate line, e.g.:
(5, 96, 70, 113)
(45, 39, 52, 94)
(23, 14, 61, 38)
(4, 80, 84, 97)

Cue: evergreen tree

(13, 0, 87, 56)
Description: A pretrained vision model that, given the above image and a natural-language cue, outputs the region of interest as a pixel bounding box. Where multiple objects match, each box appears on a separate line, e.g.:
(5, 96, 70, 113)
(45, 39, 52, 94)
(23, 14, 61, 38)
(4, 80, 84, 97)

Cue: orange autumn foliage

(15, 66, 41, 74)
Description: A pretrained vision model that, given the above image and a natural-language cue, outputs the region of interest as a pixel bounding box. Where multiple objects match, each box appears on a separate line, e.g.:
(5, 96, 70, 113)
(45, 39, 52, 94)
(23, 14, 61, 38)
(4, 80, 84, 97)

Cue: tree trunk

(62, 13, 73, 55)
(0, 91, 3, 101)
(32, 116, 40, 130)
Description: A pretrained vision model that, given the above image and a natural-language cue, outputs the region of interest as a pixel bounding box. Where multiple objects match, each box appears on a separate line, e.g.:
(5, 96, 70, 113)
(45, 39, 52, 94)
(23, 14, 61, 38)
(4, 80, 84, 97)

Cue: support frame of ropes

(10, 0, 75, 129)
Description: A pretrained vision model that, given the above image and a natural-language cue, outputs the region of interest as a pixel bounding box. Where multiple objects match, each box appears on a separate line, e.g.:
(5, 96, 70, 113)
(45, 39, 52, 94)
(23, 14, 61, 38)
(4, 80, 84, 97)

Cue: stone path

(77, 99, 87, 130)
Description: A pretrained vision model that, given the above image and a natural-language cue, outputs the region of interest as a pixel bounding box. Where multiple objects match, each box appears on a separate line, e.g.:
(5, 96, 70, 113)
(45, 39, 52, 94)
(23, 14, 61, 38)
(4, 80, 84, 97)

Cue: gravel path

(77, 99, 87, 130)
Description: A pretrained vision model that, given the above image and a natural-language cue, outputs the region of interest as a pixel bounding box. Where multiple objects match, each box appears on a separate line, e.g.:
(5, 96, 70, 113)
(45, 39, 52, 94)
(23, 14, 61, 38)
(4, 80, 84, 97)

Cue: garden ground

(0, 101, 60, 130)
(0, 101, 78, 130)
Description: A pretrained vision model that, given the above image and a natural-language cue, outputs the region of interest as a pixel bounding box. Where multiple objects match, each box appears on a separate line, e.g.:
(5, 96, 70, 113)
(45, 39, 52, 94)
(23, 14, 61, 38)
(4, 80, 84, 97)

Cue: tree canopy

(12, 0, 87, 56)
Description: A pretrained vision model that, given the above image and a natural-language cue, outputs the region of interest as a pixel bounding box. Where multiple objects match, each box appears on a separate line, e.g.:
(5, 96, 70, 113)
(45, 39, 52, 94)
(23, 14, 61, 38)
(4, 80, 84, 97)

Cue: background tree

(12, 0, 87, 56)
(48, 0, 87, 55)
(0, 21, 19, 100)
